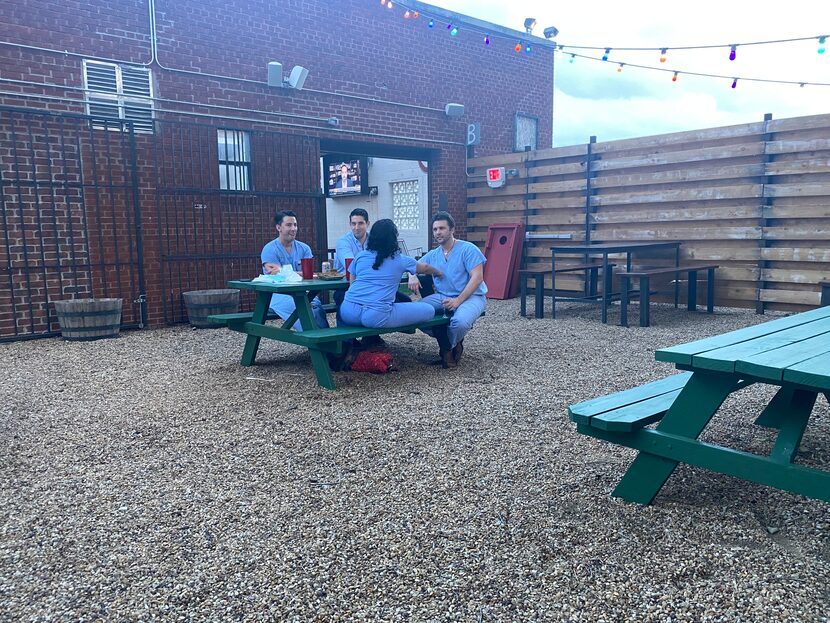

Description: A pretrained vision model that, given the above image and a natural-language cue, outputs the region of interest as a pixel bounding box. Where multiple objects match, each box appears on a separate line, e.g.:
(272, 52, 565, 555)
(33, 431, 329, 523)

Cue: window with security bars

(217, 129, 252, 191)
(83, 60, 154, 133)
(391, 180, 420, 230)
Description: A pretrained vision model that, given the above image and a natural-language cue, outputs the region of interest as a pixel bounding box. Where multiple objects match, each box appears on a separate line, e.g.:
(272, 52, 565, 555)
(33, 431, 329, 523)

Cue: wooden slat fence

(466, 113, 830, 311)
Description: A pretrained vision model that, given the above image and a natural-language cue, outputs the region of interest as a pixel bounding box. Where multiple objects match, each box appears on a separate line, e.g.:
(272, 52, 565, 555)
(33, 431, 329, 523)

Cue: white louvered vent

(83, 60, 154, 134)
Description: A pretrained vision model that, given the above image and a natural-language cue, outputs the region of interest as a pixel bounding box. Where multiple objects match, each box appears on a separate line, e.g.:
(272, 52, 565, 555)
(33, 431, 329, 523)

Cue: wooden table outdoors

(550, 241, 681, 323)
(572, 305, 830, 504)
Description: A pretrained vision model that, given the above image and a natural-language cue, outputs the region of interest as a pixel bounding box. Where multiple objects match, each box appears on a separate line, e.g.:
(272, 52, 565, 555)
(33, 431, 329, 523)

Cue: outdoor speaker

(286, 66, 309, 90)
(445, 103, 465, 118)
(267, 62, 283, 87)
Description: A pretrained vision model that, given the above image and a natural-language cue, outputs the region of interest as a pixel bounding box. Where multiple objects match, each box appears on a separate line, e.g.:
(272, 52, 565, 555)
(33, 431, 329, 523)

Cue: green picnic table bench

(570, 305, 830, 504)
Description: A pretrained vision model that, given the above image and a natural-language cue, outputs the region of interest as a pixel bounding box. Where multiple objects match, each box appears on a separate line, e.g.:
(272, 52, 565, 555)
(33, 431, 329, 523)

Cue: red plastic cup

(344, 257, 354, 282)
(300, 257, 314, 280)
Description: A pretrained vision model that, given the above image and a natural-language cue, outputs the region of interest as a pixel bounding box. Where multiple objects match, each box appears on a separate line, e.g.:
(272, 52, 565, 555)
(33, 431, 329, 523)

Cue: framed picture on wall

(513, 112, 539, 152)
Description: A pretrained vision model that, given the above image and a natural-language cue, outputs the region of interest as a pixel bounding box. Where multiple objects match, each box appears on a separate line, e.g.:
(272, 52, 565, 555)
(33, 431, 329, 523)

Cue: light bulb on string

(617, 63, 624, 73)
(404, 10, 410, 18)
(729, 45, 737, 61)
(428, 19, 434, 28)
(380, 0, 386, 5)
(660, 48, 667, 63)
(484, 35, 490, 45)
(387, 1, 393, 7)
(819, 36, 827, 54)
(515, 42, 522, 52)
(450, 26, 458, 36)
(447, 22, 453, 31)
(569, 54, 575, 63)
(412, 11, 419, 18)
(731, 78, 738, 89)
(672, 71, 678, 82)
(602, 47, 610, 61)
(525, 44, 532, 54)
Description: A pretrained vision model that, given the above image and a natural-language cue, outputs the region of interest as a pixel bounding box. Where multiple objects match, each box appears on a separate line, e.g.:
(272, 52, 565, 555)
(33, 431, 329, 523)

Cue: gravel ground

(1, 299, 828, 622)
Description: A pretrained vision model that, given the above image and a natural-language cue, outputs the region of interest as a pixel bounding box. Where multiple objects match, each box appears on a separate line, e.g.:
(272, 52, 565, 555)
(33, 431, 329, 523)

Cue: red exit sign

(486, 166, 506, 188)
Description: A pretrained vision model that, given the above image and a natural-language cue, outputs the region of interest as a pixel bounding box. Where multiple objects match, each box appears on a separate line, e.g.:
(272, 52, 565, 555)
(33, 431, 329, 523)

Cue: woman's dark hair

(366, 219, 400, 270)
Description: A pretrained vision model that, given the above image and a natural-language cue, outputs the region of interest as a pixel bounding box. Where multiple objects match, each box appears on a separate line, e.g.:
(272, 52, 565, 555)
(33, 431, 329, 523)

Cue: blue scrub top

(344, 250, 417, 312)
(334, 231, 367, 273)
(419, 239, 487, 297)
(260, 239, 313, 273)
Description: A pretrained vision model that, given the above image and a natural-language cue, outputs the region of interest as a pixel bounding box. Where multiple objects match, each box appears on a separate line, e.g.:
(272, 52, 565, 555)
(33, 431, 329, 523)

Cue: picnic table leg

(534, 273, 544, 319)
(601, 254, 609, 324)
(687, 269, 698, 311)
(769, 390, 817, 463)
(674, 245, 680, 308)
(240, 293, 271, 366)
(620, 275, 630, 327)
(640, 276, 650, 327)
(611, 372, 736, 504)
(293, 293, 336, 390)
(520, 273, 528, 317)
(706, 267, 715, 313)
(551, 252, 557, 319)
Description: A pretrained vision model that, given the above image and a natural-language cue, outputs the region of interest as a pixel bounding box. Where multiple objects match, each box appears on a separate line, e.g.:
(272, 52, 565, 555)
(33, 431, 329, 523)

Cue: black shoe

(452, 340, 464, 364)
(440, 350, 457, 369)
(328, 341, 354, 372)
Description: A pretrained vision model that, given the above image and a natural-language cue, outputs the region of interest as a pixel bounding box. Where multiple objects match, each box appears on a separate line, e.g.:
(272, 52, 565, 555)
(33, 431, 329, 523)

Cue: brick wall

(0, 0, 553, 332)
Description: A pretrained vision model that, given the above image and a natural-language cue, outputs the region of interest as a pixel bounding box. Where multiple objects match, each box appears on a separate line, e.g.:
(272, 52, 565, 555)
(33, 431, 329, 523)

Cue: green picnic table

(209, 278, 450, 390)
(570, 305, 830, 504)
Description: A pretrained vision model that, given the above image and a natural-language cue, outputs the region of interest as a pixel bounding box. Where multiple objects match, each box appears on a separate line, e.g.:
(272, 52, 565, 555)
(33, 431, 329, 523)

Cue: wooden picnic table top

(657, 305, 830, 389)
(549, 240, 681, 254)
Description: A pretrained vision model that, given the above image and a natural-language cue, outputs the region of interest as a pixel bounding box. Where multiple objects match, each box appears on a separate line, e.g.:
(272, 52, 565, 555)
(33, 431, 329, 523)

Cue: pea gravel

(1, 299, 828, 622)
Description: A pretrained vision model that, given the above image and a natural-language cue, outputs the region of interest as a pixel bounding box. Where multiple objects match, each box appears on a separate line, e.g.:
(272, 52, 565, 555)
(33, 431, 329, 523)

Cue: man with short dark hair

(413, 211, 487, 367)
(334, 208, 369, 273)
(261, 210, 328, 330)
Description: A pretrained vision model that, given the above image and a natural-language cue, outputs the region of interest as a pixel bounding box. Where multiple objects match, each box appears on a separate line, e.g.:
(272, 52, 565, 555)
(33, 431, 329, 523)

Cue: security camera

(543, 26, 559, 39)
(285, 65, 309, 90)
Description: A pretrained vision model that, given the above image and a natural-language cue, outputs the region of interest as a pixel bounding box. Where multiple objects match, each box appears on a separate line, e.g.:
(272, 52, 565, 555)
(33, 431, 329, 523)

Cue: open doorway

(322, 155, 430, 259)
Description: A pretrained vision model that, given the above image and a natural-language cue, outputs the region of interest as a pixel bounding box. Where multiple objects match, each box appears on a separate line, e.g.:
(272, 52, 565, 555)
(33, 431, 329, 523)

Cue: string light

(412, 11, 418, 18)
(514, 42, 522, 52)
(731, 78, 738, 89)
(672, 71, 678, 82)
(428, 19, 434, 28)
(617, 63, 624, 72)
(525, 44, 531, 54)
(561, 50, 830, 87)
(387, 1, 393, 7)
(404, 10, 410, 18)
(484, 34, 490, 45)
(820, 36, 827, 54)
(729, 45, 737, 61)
(602, 47, 610, 61)
(450, 26, 458, 36)
(659, 48, 667, 63)
(446, 22, 453, 31)
(557, 35, 824, 53)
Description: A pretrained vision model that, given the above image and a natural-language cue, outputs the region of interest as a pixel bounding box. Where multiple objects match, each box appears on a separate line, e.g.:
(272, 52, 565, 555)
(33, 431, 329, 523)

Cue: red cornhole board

(483, 223, 525, 299)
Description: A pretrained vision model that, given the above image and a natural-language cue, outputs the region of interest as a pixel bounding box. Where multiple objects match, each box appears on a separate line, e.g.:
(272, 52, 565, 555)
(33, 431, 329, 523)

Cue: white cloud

(426, 0, 830, 146)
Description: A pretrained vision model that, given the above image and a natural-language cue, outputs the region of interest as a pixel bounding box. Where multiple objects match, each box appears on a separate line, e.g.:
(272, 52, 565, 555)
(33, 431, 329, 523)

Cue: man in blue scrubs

(261, 210, 328, 330)
(334, 208, 369, 273)
(414, 211, 487, 367)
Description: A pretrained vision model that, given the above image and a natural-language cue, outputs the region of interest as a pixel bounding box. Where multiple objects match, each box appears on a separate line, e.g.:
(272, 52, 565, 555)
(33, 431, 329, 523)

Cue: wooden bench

(569, 372, 692, 432)
(519, 263, 615, 319)
(618, 263, 718, 327)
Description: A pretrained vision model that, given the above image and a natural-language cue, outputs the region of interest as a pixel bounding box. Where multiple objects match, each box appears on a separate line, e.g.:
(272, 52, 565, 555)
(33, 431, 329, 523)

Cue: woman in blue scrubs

(340, 219, 442, 329)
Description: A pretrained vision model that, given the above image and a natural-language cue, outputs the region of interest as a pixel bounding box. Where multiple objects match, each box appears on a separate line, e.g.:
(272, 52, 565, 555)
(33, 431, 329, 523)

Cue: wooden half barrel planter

(53, 298, 123, 341)
(183, 289, 240, 328)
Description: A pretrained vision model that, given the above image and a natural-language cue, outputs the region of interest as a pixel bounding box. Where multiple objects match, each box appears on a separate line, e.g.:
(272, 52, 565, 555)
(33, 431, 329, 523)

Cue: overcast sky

(426, 0, 830, 147)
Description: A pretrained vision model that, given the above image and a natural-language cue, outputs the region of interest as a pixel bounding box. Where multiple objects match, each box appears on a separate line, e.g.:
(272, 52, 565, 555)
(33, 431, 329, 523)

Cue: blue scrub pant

(340, 300, 435, 329)
(269, 293, 328, 331)
(420, 293, 486, 348)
